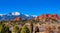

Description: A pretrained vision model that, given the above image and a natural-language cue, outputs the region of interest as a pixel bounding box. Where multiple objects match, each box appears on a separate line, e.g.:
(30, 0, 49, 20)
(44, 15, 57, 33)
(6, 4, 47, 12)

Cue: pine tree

(0, 22, 3, 33)
(1, 26, 11, 33)
(0, 23, 11, 33)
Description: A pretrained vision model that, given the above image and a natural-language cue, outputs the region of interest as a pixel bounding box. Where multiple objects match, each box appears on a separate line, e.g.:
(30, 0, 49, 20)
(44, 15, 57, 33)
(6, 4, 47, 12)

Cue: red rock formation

(51, 14, 58, 19)
(42, 14, 48, 18)
(47, 14, 52, 18)
(14, 17, 22, 21)
(35, 14, 59, 20)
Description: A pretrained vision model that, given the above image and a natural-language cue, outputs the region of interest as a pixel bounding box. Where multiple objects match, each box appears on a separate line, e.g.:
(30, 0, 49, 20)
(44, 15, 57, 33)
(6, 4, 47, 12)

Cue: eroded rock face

(35, 14, 59, 21)
(14, 17, 22, 21)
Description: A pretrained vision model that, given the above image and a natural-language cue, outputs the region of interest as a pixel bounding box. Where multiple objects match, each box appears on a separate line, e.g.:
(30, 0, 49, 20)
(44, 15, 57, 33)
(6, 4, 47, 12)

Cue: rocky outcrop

(14, 17, 22, 21)
(35, 14, 59, 21)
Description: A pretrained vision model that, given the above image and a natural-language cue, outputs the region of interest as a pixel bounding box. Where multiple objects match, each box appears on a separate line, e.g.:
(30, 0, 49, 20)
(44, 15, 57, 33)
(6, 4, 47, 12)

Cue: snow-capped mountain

(0, 12, 37, 21)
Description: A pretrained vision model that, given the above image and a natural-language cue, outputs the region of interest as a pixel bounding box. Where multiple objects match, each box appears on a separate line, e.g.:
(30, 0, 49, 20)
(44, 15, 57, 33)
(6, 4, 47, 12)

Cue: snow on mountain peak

(0, 14, 4, 16)
(12, 12, 20, 16)
(25, 14, 29, 17)
(31, 15, 37, 17)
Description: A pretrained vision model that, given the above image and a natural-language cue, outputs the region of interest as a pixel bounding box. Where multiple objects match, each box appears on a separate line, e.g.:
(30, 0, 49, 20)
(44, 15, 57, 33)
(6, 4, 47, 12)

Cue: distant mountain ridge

(0, 12, 60, 21)
(0, 12, 37, 21)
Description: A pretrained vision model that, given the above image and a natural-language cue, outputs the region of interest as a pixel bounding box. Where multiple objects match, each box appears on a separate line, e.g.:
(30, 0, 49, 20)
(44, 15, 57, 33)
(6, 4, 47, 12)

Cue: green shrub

(20, 25, 30, 33)
(12, 26, 20, 33)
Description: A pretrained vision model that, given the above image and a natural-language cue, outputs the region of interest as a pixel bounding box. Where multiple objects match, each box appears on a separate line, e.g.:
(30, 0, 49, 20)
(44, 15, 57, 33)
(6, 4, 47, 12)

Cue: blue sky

(0, 0, 60, 16)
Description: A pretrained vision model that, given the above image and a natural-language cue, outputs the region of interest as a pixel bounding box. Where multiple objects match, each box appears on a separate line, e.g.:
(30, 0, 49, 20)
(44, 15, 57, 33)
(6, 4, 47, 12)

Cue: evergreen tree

(0, 22, 3, 33)
(1, 26, 11, 33)
(0, 23, 11, 33)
